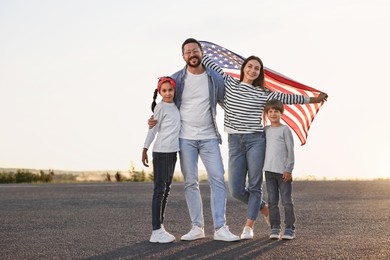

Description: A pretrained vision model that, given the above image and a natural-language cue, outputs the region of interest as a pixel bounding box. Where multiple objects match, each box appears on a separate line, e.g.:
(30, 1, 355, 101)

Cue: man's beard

(186, 56, 201, 67)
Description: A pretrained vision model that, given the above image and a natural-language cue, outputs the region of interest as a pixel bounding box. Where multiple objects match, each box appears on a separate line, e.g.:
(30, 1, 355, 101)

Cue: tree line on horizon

(0, 165, 184, 184)
(0, 169, 54, 183)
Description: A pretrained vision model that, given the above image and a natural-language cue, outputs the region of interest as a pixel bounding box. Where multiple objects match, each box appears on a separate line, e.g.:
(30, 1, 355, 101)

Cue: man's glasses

(183, 49, 201, 56)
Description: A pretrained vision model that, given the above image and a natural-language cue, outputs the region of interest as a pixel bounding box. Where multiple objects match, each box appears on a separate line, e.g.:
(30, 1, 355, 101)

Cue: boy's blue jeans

(265, 171, 296, 229)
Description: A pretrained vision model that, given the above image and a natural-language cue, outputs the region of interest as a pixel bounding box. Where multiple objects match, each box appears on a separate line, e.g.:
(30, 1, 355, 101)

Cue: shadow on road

(89, 237, 288, 259)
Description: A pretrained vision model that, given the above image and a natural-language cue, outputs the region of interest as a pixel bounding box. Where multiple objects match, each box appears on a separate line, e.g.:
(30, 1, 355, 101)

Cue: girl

(142, 77, 180, 243)
(202, 54, 327, 239)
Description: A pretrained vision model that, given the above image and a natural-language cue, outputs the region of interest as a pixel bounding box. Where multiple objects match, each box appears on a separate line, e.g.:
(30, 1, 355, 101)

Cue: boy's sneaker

(149, 228, 175, 243)
(282, 228, 296, 240)
(240, 226, 253, 240)
(214, 225, 240, 241)
(269, 228, 281, 240)
(180, 225, 205, 241)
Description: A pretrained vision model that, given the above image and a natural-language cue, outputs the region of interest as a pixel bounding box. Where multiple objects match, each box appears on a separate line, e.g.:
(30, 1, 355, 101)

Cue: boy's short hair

(264, 99, 284, 114)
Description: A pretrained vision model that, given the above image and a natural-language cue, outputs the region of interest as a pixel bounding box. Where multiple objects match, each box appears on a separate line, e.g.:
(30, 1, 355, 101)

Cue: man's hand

(142, 148, 149, 167)
(148, 115, 157, 129)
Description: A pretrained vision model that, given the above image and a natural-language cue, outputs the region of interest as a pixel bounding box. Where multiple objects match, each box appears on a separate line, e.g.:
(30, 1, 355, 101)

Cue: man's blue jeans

(179, 138, 226, 229)
(265, 171, 296, 229)
(228, 133, 266, 221)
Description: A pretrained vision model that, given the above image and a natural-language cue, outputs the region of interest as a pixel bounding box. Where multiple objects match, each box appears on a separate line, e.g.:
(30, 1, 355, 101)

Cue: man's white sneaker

(180, 225, 205, 241)
(149, 228, 175, 243)
(240, 226, 253, 240)
(214, 225, 240, 241)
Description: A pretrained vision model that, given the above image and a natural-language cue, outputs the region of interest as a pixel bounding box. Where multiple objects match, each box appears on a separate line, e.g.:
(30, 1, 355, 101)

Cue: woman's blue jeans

(228, 133, 266, 221)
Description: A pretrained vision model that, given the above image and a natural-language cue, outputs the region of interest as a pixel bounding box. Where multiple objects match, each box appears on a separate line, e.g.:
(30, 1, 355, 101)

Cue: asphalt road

(1, 180, 389, 259)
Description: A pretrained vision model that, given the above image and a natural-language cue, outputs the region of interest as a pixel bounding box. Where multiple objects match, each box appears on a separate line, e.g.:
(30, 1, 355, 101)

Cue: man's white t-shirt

(179, 71, 217, 140)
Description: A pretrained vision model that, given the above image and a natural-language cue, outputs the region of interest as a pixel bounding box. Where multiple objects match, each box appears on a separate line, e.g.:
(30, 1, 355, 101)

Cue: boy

(263, 99, 296, 240)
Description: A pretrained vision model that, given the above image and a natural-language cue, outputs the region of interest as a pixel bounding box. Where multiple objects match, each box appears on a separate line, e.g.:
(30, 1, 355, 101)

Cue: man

(150, 38, 239, 241)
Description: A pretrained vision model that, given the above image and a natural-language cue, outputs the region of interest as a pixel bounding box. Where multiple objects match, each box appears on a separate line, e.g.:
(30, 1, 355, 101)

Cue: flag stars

(201, 42, 245, 70)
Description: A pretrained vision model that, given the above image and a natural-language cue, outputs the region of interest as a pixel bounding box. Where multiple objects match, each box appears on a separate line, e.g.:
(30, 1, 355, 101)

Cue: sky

(1, 0, 389, 180)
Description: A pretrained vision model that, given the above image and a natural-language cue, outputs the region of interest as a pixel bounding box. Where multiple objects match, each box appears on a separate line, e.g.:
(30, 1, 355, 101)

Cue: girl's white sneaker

(149, 228, 175, 243)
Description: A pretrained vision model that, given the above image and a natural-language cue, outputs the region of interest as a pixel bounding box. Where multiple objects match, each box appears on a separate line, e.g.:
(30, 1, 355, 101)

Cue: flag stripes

(200, 40, 325, 145)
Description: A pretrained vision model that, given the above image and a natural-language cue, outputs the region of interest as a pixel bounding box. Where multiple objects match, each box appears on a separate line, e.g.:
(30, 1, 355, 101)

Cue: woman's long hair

(239, 55, 265, 88)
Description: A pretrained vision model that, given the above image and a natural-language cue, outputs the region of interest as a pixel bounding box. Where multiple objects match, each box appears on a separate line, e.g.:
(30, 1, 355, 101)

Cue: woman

(202, 54, 327, 239)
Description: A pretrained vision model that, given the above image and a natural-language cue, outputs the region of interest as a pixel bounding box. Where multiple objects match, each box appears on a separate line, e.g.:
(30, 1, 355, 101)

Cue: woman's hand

(309, 92, 328, 103)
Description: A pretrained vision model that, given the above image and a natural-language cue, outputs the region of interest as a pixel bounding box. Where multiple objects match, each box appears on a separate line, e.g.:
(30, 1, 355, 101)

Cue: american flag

(200, 40, 325, 145)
